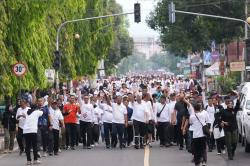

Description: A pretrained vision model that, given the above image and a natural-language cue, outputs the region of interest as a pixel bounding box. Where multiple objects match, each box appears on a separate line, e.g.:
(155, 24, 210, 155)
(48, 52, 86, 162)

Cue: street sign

(12, 62, 27, 77)
(230, 61, 245, 71)
(45, 69, 55, 83)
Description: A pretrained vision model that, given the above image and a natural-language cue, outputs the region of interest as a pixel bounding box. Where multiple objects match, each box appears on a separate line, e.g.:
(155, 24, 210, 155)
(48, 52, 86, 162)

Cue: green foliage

(216, 71, 241, 94)
(117, 51, 182, 75)
(147, 0, 245, 55)
(0, 0, 132, 97)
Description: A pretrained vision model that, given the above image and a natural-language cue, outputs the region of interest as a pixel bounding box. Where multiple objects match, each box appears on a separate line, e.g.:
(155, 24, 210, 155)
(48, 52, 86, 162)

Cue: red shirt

(63, 103, 79, 124)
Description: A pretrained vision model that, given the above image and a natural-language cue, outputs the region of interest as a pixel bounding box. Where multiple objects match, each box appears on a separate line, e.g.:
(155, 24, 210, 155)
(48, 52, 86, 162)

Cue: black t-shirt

(174, 101, 189, 125)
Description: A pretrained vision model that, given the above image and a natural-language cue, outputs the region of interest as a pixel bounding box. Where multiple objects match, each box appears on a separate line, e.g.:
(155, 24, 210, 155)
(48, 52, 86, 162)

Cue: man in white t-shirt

(205, 98, 215, 152)
(77, 90, 94, 149)
(111, 94, 128, 149)
(156, 95, 171, 147)
(16, 98, 30, 155)
(48, 99, 64, 155)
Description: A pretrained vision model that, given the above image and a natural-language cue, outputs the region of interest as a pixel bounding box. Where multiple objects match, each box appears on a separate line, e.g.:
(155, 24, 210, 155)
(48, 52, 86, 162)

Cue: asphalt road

(0, 143, 249, 166)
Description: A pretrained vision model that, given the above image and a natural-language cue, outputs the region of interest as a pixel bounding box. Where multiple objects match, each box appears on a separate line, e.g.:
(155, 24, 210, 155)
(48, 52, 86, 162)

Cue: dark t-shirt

(174, 101, 189, 125)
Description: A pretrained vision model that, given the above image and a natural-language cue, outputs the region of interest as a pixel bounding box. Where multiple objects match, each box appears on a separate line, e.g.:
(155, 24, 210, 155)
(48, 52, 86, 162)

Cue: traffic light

(53, 50, 61, 70)
(168, 1, 175, 23)
(134, 3, 141, 23)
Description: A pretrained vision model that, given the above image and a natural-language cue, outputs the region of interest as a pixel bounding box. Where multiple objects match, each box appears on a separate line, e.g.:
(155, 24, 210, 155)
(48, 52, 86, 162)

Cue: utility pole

(243, 0, 248, 83)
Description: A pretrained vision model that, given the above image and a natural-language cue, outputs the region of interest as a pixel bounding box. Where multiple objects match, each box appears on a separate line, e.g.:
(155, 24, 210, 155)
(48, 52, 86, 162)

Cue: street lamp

(247, 17, 250, 24)
(74, 33, 80, 39)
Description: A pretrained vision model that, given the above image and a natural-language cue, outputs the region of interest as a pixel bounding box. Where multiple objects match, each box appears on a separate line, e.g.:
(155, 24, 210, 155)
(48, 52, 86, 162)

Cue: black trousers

(103, 122, 112, 146)
(177, 124, 184, 148)
(76, 124, 81, 146)
(125, 125, 134, 145)
(65, 123, 77, 148)
(17, 127, 24, 152)
(37, 125, 49, 152)
(80, 121, 92, 147)
(112, 123, 125, 147)
(207, 123, 215, 151)
(48, 129, 60, 153)
(216, 137, 225, 153)
(158, 122, 170, 145)
(24, 133, 38, 161)
(133, 120, 145, 146)
(193, 137, 206, 165)
(92, 124, 100, 143)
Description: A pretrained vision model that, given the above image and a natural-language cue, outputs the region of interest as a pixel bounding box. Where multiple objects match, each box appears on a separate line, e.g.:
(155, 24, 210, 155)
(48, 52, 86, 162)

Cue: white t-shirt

(23, 110, 43, 134)
(111, 103, 127, 124)
(16, 107, 30, 129)
(49, 107, 64, 130)
(93, 107, 103, 124)
(79, 103, 94, 122)
(188, 106, 195, 131)
(156, 103, 171, 122)
(144, 101, 154, 121)
(189, 110, 209, 138)
(100, 103, 113, 123)
(206, 105, 215, 124)
(168, 101, 176, 118)
(131, 102, 148, 123)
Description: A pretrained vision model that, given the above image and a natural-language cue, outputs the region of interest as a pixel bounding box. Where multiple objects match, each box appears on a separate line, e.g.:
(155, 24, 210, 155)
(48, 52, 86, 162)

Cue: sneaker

(42, 152, 47, 157)
(71, 147, 75, 150)
(19, 150, 24, 156)
(222, 150, 226, 154)
(37, 152, 41, 158)
(201, 162, 206, 166)
(54, 152, 59, 156)
(33, 160, 41, 164)
(49, 152, 53, 156)
(217, 152, 222, 155)
(134, 145, 139, 149)
(87, 146, 91, 149)
(58, 149, 61, 153)
(3, 150, 8, 153)
(27, 161, 32, 165)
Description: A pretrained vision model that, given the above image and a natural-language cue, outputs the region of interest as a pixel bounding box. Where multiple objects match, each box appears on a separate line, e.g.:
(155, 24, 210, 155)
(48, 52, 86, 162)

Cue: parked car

(237, 82, 250, 152)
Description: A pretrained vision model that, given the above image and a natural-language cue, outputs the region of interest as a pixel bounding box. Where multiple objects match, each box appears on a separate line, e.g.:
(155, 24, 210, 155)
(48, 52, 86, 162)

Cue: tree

(104, 0, 134, 75)
(0, 0, 133, 99)
(147, 0, 245, 55)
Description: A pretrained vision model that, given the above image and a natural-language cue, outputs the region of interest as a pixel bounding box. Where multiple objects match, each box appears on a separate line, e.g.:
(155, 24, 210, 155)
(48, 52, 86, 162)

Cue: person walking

(110, 94, 128, 149)
(212, 97, 225, 155)
(16, 98, 30, 155)
(2, 104, 16, 153)
(189, 103, 209, 166)
(220, 95, 240, 160)
(77, 91, 94, 149)
(131, 94, 148, 149)
(156, 95, 171, 147)
(100, 94, 113, 149)
(63, 94, 80, 150)
(23, 106, 43, 165)
(48, 99, 65, 155)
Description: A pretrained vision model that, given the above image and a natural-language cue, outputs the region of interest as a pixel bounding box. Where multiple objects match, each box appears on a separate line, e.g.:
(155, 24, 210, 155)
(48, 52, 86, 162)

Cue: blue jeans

(112, 123, 125, 147)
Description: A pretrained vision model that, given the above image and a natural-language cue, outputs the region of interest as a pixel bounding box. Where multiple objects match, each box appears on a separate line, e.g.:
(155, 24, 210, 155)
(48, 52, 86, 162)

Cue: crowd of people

(1, 75, 241, 166)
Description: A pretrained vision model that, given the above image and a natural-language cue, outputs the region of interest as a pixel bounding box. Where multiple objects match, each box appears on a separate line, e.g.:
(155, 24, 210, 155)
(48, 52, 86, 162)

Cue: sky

(116, 0, 160, 38)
